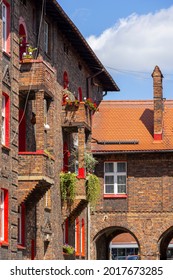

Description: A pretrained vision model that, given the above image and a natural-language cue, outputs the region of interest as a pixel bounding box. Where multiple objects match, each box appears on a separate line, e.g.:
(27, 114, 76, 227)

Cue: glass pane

(117, 248, 125, 257)
(111, 248, 117, 260)
(117, 162, 126, 172)
(105, 185, 114, 193)
(105, 162, 113, 172)
(117, 185, 126, 193)
(117, 175, 126, 184)
(105, 176, 114, 184)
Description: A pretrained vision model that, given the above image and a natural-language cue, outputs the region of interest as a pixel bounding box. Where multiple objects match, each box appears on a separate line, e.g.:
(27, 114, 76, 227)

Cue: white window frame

(44, 20, 49, 53)
(2, 95, 6, 145)
(2, 3, 7, 51)
(0, 190, 5, 241)
(104, 162, 127, 194)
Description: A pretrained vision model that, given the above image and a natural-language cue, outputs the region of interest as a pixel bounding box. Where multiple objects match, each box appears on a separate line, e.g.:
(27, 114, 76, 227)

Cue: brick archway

(93, 226, 140, 260)
(159, 226, 173, 260)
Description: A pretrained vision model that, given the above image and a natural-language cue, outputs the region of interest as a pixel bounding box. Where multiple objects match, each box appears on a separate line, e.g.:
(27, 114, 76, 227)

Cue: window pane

(105, 176, 114, 184)
(105, 162, 114, 172)
(117, 175, 126, 185)
(117, 248, 125, 257)
(117, 185, 126, 193)
(117, 162, 126, 172)
(105, 185, 114, 193)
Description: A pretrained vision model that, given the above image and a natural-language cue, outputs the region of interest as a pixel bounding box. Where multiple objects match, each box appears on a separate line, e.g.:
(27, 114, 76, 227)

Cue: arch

(158, 226, 173, 260)
(19, 20, 27, 60)
(93, 226, 140, 260)
(63, 71, 69, 89)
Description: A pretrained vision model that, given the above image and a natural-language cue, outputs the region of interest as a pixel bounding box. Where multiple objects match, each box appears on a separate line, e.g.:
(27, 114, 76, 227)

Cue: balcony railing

(19, 59, 55, 93)
(18, 150, 54, 182)
(61, 102, 92, 129)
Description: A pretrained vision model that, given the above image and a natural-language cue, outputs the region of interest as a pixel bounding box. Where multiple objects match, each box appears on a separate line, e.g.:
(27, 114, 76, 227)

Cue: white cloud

(87, 6, 173, 74)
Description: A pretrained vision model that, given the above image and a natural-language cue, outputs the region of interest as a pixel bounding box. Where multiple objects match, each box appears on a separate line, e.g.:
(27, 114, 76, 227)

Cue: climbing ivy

(86, 173, 100, 207)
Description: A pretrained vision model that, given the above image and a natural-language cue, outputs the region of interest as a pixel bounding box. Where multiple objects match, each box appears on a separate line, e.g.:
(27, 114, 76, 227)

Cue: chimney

(152, 66, 164, 140)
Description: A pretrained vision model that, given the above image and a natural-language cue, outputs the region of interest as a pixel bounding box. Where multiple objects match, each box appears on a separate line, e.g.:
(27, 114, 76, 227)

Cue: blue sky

(57, 1, 173, 101)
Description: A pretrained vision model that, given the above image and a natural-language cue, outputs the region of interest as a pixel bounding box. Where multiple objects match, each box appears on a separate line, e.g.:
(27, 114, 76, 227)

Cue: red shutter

(21, 203, 25, 246)
(75, 218, 80, 256)
(65, 218, 68, 244)
(81, 219, 85, 256)
(2, 188, 8, 243)
(63, 142, 68, 171)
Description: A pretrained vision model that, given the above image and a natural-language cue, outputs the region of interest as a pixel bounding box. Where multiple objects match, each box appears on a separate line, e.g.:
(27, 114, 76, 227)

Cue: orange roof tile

(92, 100, 173, 153)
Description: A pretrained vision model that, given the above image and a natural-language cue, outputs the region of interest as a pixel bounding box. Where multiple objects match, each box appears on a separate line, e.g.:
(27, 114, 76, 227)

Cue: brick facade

(0, 0, 117, 259)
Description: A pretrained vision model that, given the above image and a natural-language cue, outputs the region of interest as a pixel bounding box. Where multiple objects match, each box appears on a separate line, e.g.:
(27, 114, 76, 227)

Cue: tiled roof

(92, 100, 173, 153)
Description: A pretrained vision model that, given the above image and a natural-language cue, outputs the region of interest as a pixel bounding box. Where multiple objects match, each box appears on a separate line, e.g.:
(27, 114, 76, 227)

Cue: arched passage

(159, 226, 173, 260)
(93, 226, 140, 260)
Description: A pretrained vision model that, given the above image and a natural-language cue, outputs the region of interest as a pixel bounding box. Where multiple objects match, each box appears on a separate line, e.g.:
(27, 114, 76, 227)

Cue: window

(2, 1, 10, 53)
(44, 20, 51, 54)
(63, 71, 69, 89)
(2, 3, 7, 51)
(2, 93, 10, 147)
(0, 189, 8, 243)
(104, 162, 127, 194)
(78, 87, 82, 102)
(18, 203, 25, 246)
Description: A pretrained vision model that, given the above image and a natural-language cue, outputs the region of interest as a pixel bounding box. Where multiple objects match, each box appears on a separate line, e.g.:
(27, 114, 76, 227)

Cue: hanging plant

(60, 172, 77, 202)
(86, 173, 100, 207)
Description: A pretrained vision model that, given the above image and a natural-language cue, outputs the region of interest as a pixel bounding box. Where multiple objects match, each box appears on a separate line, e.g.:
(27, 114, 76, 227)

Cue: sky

(57, 1, 173, 101)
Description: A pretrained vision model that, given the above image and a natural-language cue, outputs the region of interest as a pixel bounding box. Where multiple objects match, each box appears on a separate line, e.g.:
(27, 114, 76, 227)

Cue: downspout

(103, 91, 107, 97)
(86, 69, 104, 99)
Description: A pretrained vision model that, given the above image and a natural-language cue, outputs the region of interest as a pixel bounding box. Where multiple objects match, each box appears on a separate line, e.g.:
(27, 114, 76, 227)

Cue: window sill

(0, 241, 9, 247)
(104, 194, 127, 199)
(3, 51, 11, 59)
(2, 144, 10, 151)
(17, 245, 26, 250)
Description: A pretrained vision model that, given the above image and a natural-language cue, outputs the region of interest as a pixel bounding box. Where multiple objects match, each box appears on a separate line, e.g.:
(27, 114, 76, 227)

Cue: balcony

(18, 150, 55, 204)
(19, 59, 55, 94)
(61, 102, 92, 130)
(61, 176, 87, 220)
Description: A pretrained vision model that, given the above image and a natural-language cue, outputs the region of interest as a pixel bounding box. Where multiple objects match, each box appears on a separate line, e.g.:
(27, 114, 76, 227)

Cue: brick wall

(90, 152, 173, 259)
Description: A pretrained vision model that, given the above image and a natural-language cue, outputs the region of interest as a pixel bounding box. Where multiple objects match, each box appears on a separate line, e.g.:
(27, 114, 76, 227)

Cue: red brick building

(0, 0, 118, 259)
(91, 66, 173, 260)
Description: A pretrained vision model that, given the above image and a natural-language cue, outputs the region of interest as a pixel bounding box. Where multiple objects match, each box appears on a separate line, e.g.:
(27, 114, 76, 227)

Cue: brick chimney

(152, 66, 164, 140)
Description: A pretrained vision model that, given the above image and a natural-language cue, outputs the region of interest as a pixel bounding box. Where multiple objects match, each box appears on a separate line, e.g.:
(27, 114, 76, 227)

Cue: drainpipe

(86, 69, 104, 99)
(87, 203, 91, 260)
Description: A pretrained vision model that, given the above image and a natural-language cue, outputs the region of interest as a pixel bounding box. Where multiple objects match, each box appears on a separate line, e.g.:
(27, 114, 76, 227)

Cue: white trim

(2, 95, 6, 145)
(104, 162, 127, 194)
(2, 3, 7, 51)
(0, 190, 5, 241)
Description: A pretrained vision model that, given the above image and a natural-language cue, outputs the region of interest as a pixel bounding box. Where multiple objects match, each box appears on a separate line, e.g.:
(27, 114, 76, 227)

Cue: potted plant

(63, 244, 75, 255)
(85, 98, 97, 111)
